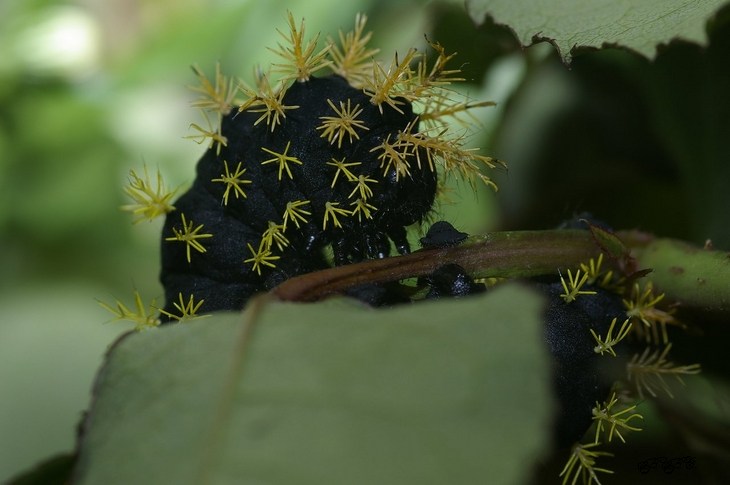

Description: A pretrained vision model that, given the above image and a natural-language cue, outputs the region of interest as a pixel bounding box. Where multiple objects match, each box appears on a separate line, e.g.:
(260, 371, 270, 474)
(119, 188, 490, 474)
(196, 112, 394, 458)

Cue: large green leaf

(72, 285, 551, 485)
(467, 0, 727, 62)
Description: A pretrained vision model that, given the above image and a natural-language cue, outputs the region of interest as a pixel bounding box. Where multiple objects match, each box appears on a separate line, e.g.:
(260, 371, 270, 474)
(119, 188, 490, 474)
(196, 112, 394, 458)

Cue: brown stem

(272, 230, 605, 302)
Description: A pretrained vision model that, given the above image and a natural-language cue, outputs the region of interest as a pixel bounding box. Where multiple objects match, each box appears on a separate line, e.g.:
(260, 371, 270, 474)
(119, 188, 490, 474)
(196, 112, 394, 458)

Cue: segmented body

(160, 75, 437, 317)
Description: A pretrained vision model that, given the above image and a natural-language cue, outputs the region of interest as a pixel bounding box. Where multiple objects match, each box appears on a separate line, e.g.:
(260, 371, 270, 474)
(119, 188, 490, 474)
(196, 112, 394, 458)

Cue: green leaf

(467, 0, 727, 62)
(73, 285, 552, 485)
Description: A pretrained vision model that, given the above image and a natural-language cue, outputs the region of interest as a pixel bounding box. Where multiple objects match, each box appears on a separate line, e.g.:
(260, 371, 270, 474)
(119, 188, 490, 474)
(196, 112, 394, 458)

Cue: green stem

(272, 228, 730, 315)
(631, 238, 730, 312)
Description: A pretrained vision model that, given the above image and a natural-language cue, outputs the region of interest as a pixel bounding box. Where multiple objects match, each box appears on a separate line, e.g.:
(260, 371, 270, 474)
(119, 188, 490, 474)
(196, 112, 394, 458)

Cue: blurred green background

(2, 0, 728, 481)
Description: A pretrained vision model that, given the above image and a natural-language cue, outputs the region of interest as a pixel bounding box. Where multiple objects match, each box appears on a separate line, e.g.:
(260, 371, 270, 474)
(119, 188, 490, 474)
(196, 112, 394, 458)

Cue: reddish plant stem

(272, 230, 607, 302)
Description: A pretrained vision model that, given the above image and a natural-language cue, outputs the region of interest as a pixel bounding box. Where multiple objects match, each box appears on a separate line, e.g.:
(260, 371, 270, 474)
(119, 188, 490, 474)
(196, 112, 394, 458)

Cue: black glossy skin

(160, 75, 438, 317)
(424, 264, 485, 299)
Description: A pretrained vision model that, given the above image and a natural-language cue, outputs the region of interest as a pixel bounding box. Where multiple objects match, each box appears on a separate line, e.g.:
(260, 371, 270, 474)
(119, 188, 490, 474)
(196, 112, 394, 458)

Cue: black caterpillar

(160, 74, 436, 316)
(115, 14, 698, 483)
(157, 15, 500, 319)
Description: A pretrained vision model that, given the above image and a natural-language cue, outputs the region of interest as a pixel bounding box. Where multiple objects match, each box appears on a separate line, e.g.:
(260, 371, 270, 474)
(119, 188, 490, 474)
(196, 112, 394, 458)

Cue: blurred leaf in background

(475, 1, 730, 248)
(467, 0, 723, 62)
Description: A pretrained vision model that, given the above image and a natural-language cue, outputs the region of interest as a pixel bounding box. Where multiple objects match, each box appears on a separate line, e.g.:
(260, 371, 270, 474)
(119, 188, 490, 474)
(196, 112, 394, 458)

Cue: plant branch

(272, 229, 604, 302)
(272, 229, 730, 313)
(631, 238, 730, 312)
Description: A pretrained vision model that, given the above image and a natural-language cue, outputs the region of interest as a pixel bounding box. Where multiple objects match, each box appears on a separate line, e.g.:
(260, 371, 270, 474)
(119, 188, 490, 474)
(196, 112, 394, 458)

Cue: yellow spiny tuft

(419, 96, 496, 129)
(348, 174, 378, 200)
(392, 121, 440, 172)
(316, 98, 370, 148)
(185, 110, 228, 155)
(97, 290, 160, 331)
(370, 133, 413, 180)
(261, 221, 289, 252)
(624, 281, 681, 344)
(269, 11, 332, 82)
(559, 268, 597, 303)
(627, 344, 701, 399)
(328, 13, 379, 86)
(323, 202, 352, 230)
(188, 63, 236, 118)
(429, 138, 503, 190)
(590, 318, 632, 357)
(121, 166, 177, 223)
(580, 253, 616, 289)
(244, 241, 280, 275)
(350, 198, 377, 221)
(559, 442, 613, 485)
(591, 393, 643, 444)
(282, 199, 311, 230)
(364, 48, 418, 114)
(407, 40, 464, 100)
(158, 293, 209, 322)
(261, 141, 303, 180)
(238, 71, 299, 131)
(164, 213, 213, 263)
(326, 157, 361, 187)
(211, 160, 252, 205)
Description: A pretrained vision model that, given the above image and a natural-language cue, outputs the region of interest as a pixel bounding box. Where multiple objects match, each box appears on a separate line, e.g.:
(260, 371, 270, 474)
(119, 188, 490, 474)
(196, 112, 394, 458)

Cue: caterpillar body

(158, 14, 501, 319)
(160, 75, 436, 317)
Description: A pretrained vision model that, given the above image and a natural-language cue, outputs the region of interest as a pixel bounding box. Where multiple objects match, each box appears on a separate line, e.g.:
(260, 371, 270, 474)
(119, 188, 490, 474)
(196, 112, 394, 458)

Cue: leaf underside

(467, 0, 727, 62)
